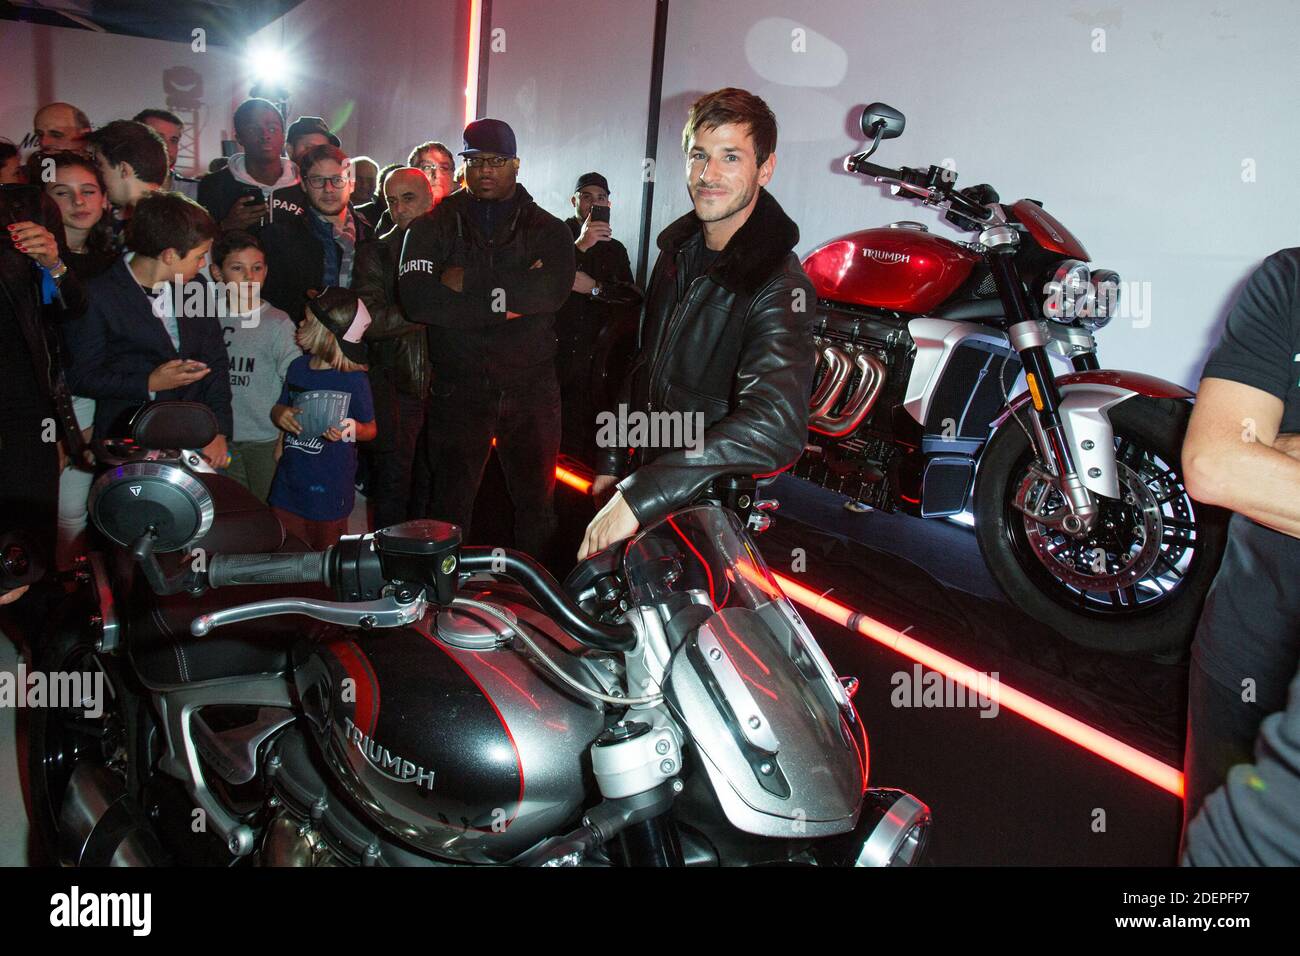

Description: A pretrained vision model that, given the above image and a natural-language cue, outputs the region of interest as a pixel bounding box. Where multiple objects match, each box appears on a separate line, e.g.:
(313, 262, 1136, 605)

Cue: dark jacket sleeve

(197, 169, 233, 225)
(462, 215, 576, 319)
(397, 212, 455, 326)
(194, 316, 233, 437)
(260, 219, 319, 322)
(617, 270, 816, 528)
(354, 239, 419, 341)
(65, 288, 152, 401)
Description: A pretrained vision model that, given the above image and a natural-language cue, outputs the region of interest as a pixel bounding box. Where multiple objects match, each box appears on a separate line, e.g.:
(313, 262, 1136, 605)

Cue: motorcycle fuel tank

(801, 224, 979, 314)
(293, 583, 606, 864)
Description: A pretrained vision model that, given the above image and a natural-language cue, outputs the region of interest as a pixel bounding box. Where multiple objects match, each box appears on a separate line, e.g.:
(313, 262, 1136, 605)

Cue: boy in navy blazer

(66, 192, 232, 466)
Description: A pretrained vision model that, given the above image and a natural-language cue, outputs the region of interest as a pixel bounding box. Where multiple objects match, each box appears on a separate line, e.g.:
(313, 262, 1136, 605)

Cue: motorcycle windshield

(623, 505, 865, 833)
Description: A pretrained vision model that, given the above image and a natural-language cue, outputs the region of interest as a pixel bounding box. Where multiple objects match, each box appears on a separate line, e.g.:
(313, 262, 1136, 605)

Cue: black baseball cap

(460, 118, 516, 158)
(308, 288, 371, 363)
(573, 172, 610, 195)
(286, 116, 341, 147)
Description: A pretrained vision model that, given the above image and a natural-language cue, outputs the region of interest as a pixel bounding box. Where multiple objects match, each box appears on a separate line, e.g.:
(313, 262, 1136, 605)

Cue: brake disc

(1018, 461, 1164, 595)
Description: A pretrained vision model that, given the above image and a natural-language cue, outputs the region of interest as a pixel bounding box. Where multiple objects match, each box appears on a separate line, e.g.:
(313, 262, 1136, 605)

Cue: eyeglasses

(464, 155, 514, 169)
(306, 174, 348, 189)
(419, 162, 454, 175)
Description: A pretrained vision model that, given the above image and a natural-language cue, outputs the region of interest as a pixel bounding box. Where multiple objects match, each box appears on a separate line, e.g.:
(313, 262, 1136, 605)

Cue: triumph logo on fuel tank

(862, 248, 910, 264)
(343, 716, 435, 790)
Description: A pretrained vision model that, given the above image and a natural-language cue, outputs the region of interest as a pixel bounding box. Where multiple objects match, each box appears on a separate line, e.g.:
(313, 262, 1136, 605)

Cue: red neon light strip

(771, 571, 1185, 798)
(545, 467, 1179, 792)
(555, 465, 592, 494)
(465, 0, 483, 127)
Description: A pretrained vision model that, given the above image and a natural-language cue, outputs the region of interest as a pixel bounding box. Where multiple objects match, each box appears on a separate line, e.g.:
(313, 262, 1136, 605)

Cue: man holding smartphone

(197, 98, 302, 233)
(556, 172, 641, 461)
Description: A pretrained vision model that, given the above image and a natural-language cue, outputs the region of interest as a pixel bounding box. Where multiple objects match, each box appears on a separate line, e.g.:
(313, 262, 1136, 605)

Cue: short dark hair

(232, 98, 283, 132)
(212, 230, 263, 268)
(132, 108, 183, 128)
(87, 120, 169, 186)
(376, 162, 403, 191)
(300, 144, 349, 178)
(125, 191, 219, 258)
(408, 141, 453, 168)
(681, 87, 778, 168)
(0, 140, 18, 167)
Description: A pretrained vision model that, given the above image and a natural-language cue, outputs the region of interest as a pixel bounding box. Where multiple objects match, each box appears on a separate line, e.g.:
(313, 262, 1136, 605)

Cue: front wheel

(973, 396, 1228, 656)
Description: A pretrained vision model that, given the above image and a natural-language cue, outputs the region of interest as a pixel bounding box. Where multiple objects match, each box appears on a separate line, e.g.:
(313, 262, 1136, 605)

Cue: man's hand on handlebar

(578, 490, 639, 561)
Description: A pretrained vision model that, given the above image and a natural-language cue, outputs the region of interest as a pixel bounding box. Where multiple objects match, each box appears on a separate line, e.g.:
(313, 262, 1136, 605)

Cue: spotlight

(247, 42, 291, 86)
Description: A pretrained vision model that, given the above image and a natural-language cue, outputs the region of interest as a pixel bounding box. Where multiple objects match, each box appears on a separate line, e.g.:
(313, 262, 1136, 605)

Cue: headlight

(1042, 259, 1091, 324)
(808, 787, 931, 867)
(1083, 269, 1121, 330)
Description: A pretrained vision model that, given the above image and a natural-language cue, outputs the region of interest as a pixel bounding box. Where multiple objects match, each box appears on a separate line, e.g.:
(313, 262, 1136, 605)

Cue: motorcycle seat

(190, 472, 289, 555)
(126, 534, 333, 690)
(123, 475, 333, 690)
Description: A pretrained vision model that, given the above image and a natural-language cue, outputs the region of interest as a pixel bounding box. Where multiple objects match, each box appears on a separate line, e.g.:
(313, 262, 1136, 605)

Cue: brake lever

(191, 591, 427, 636)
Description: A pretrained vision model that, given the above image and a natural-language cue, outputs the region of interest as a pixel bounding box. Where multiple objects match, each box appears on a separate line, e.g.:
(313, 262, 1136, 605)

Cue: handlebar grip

(207, 550, 332, 589)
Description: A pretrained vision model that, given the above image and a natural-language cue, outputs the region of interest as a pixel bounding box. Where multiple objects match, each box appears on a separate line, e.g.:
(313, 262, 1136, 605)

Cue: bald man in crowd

(352, 167, 437, 528)
(33, 102, 92, 152)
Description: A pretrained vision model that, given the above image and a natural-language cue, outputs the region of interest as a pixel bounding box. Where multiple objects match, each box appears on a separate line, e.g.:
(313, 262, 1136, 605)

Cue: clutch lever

(191, 591, 427, 636)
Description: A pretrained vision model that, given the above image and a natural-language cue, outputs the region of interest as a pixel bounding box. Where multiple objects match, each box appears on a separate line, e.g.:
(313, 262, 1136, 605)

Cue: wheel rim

(1006, 433, 1202, 617)
(32, 645, 127, 849)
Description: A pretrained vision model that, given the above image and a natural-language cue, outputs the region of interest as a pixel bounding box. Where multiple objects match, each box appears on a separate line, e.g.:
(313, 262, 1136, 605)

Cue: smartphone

(237, 186, 265, 206)
(0, 184, 44, 227)
(590, 204, 610, 224)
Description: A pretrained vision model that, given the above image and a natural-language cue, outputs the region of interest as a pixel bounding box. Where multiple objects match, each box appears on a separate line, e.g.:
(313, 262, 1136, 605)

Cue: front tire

(973, 396, 1228, 656)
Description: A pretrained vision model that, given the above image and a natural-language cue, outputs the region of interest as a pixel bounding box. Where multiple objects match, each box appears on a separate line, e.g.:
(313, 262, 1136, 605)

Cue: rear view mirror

(860, 103, 906, 141)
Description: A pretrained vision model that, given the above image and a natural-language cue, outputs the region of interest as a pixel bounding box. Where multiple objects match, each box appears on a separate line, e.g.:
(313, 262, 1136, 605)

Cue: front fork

(986, 245, 1099, 534)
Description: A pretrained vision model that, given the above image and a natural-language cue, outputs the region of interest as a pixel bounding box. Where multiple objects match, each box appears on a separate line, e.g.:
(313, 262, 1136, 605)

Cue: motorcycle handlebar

(200, 542, 636, 653)
(845, 154, 992, 225)
(459, 546, 637, 653)
(207, 550, 333, 589)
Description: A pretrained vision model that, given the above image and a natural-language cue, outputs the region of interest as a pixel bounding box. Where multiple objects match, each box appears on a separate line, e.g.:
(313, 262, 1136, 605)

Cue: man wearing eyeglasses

(398, 118, 575, 562)
(261, 144, 374, 323)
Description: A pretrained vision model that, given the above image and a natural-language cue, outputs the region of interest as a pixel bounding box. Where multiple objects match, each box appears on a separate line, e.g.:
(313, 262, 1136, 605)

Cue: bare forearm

(1184, 438, 1300, 537)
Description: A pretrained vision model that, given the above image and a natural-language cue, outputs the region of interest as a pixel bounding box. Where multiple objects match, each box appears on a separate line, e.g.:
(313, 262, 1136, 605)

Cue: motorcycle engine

(256, 725, 445, 867)
(796, 304, 915, 510)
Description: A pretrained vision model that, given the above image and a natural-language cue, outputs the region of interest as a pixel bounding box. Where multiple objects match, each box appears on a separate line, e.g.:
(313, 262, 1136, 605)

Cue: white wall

(14, 1, 1290, 388)
(248, 0, 470, 168)
(483, 0, 658, 254)
(0, 21, 244, 176)
(650, 0, 1300, 387)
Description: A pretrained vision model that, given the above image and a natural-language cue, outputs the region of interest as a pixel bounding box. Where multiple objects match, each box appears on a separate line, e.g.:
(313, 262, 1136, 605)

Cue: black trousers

(367, 365, 427, 530)
(421, 370, 560, 559)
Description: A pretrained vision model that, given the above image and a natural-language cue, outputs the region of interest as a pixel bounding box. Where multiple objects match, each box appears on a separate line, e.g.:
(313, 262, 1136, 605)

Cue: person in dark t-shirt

(1179, 247, 1300, 855)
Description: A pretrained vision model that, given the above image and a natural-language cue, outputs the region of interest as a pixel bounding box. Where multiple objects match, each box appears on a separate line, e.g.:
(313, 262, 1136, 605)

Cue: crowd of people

(1, 97, 641, 563)
(2, 86, 1297, 868)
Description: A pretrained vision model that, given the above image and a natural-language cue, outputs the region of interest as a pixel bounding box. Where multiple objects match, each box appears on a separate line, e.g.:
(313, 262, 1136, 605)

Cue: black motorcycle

(29, 402, 928, 867)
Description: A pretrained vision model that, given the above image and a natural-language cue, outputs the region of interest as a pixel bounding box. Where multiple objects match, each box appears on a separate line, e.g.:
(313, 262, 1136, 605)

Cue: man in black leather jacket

(580, 88, 815, 559)
(352, 167, 436, 528)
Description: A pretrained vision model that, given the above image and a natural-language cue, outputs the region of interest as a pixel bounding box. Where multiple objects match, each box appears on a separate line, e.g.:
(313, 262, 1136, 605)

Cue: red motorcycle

(792, 103, 1227, 655)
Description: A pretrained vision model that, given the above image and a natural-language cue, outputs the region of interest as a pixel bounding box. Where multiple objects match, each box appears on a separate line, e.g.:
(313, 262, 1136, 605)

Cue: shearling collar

(656, 187, 800, 296)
